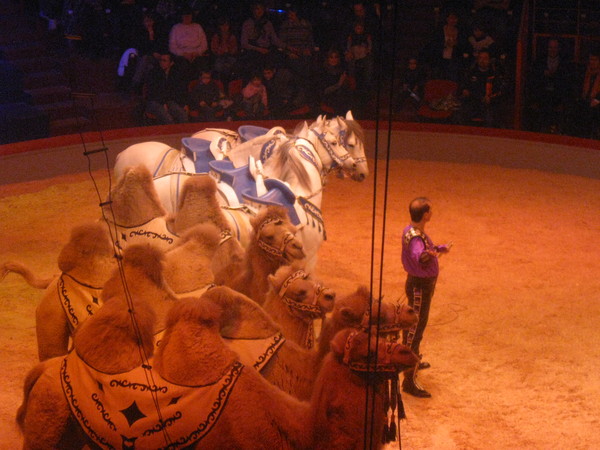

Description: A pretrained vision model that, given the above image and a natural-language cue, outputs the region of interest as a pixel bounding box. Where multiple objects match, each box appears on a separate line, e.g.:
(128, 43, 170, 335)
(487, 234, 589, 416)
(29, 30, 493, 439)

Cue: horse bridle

(309, 128, 353, 171)
(256, 217, 296, 261)
(338, 128, 367, 166)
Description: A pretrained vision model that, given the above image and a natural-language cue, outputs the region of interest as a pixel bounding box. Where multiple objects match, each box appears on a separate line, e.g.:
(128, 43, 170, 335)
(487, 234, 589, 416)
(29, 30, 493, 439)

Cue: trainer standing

(401, 197, 451, 398)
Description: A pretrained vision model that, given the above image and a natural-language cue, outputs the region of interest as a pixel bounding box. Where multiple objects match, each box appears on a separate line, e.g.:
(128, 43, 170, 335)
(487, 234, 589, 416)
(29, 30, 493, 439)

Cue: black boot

(402, 368, 431, 398)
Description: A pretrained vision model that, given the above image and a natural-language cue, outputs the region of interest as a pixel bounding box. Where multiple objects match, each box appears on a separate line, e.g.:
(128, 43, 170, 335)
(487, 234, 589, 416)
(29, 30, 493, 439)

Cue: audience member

(395, 57, 428, 112)
(426, 11, 468, 82)
(239, 2, 287, 77)
(144, 52, 189, 124)
(345, 20, 374, 93)
(566, 49, 600, 138)
(278, 5, 314, 79)
(527, 38, 572, 133)
(210, 16, 238, 83)
(130, 11, 169, 93)
(168, 7, 209, 82)
(189, 70, 225, 122)
(241, 73, 268, 117)
(315, 49, 353, 116)
(262, 63, 305, 117)
(458, 49, 506, 127)
(466, 23, 498, 63)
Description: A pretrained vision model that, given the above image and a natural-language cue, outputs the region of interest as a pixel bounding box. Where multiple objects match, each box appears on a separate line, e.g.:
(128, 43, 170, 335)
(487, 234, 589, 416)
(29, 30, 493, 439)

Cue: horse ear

(336, 116, 345, 129)
(297, 121, 309, 137)
(345, 110, 354, 121)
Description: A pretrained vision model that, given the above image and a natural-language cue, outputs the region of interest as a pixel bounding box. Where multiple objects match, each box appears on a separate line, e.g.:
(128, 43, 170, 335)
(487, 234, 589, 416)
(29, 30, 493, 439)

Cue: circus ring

(1, 122, 599, 448)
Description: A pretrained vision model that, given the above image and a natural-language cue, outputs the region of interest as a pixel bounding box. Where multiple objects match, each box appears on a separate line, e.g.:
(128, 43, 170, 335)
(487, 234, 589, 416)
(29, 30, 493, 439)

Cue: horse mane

(344, 119, 365, 145)
(262, 139, 315, 194)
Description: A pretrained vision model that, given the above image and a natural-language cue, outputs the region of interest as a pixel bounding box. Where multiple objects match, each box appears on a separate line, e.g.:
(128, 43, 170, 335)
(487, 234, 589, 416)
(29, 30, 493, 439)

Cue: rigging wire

(73, 85, 173, 445)
(364, 1, 401, 449)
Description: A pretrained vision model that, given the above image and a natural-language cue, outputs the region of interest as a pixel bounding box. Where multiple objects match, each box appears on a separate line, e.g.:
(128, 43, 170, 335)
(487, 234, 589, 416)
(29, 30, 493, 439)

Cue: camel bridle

(256, 217, 297, 261)
(277, 269, 327, 349)
(342, 330, 401, 374)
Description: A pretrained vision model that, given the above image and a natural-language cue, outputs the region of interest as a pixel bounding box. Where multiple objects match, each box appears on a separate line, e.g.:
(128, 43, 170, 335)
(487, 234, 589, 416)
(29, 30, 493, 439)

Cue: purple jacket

(401, 225, 439, 278)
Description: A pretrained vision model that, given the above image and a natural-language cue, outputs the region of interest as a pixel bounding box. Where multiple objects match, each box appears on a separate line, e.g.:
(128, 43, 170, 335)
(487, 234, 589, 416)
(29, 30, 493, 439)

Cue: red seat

(416, 80, 458, 122)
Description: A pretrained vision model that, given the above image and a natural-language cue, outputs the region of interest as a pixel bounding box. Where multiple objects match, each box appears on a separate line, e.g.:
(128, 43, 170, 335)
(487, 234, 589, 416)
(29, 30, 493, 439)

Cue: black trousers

(402, 274, 437, 356)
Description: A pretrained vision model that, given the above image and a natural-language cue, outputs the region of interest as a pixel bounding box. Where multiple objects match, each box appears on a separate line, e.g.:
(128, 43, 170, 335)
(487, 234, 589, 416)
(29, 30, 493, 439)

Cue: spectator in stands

(189, 69, 224, 122)
(395, 56, 428, 113)
(566, 49, 600, 138)
(345, 20, 374, 93)
(169, 7, 209, 82)
(466, 23, 498, 64)
(278, 5, 314, 79)
(426, 11, 468, 82)
(130, 11, 169, 93)
(262, 63, 305, 118)
(315, 49, 353, 116)
(210, 16, 238, 84)
(239, 2, 287, 77)
(145, 52, 189, 124)
(241, 73, 268, 118)
(527, 38, 572, 133)
(458, 49, 506, 127)
(345, 1, 379, 49)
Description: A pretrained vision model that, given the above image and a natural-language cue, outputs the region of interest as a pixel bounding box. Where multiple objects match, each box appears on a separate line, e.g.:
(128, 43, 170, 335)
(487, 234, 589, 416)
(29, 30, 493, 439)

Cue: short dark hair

(409, 197, 431, 222)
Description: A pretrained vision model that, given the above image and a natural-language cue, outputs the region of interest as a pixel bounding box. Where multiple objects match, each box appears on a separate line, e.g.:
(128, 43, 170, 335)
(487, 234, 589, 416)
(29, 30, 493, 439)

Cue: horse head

(327, 111, 369, 181)
(300, 116, 356, 176)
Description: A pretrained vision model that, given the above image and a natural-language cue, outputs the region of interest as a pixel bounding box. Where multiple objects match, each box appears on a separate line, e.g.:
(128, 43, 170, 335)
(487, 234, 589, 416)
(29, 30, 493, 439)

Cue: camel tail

(16, 362, 48, 430)
(1, 261, 53, 289)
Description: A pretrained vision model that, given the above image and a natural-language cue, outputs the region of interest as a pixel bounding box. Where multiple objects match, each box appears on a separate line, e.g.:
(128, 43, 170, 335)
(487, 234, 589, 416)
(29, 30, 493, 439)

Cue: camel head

(104, 165, 166, 226)
(57, 222, 116, 285)
(362, 299, 419, 334)
(163, 223, 221, 295)
(202, 286, 281, 339)
(251, 205, 305, 263)
(268, 263, 335, 319)
(171, 175, 230, 234)
(329, 285, 371, 329)
(330, 328, 419, 375)
(73, 294, 156, 374)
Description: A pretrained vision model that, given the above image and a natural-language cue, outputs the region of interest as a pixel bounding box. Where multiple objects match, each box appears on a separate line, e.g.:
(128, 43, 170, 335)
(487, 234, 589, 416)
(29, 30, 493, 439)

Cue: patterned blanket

(60, 351, 242, 449)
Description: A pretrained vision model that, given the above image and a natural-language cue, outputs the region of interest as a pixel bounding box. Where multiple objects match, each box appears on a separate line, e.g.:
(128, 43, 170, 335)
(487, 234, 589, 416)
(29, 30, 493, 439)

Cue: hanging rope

(363, 2, 402, 449)
(74, 85, 174, 446)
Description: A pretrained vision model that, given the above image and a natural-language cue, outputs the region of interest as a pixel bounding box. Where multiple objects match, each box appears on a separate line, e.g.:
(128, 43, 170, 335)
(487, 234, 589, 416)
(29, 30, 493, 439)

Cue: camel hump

(58, 222, 113, 273)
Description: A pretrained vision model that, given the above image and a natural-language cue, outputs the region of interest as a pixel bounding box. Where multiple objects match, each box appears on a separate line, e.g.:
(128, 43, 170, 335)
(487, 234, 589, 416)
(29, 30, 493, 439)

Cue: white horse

(152, 136, 327, 271)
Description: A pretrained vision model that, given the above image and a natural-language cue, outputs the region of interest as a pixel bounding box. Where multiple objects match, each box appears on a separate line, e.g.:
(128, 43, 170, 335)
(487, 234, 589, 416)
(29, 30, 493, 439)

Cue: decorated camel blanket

(110, 217, 179, 252)
(56, 273, 104, 330)
(223, 332, 285, 371)
(60, 351, 243, 449)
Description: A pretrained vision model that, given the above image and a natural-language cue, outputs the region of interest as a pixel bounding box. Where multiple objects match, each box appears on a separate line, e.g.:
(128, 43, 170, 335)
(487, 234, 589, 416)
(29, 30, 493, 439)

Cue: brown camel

(3, 222, 116, 361)
(263, 262, 335, 349)
(223, 205, 306, 305)
(16, 293, 158, 449)
(102, 165, 178, 253)
(162, 223, 222, 298)
(166, 174, 246, 285)
(209, 286, 418, 401)
(101, 244, 177, 335)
